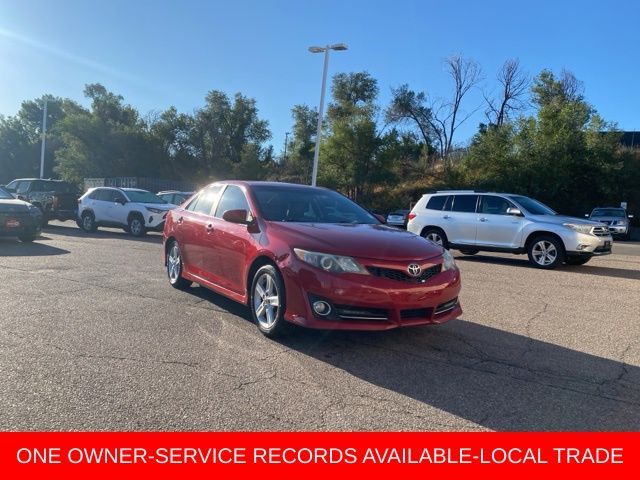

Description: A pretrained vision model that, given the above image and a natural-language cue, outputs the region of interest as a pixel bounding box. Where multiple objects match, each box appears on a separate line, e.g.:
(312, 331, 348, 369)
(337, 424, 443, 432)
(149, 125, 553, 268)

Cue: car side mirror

(628, 214, 634, 219)
(506, 207, 522, 216)
(222, 209, 251, 225)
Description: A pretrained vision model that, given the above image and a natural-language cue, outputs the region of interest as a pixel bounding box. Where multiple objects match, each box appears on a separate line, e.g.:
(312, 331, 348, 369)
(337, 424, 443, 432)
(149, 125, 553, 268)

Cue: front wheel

(19, 234, 37, 243)
(166, 241, 192, 289)
(250, 265, 290, 337)
(128, 214, 146, 237)
(80, 211, 97, 232)
(565, 256, 591, 266)
(527, 235, 564, 269)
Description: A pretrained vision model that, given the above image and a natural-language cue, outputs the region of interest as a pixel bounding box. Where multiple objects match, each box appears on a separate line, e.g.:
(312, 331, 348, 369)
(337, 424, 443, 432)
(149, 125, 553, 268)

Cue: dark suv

(3, 178, 80, 226)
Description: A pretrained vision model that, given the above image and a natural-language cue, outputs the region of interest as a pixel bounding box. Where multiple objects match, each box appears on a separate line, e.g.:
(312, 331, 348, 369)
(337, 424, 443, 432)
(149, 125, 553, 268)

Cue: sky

(1, 0, 639, 154)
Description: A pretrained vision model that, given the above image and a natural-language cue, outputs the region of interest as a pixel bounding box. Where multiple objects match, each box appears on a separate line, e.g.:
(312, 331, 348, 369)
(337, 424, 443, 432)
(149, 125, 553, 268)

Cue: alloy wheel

(253, 273, 280, 330)
(531, 240, 557, 266)
(130, 219, 142, 236)
(167, 244, 181, 282)
(426, 232, 443, 245)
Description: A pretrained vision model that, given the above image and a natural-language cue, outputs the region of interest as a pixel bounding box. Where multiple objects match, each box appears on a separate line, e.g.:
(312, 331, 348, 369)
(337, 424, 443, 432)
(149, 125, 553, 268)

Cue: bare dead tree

(484, 59, 529, 126)
(433, 55, 482, 159)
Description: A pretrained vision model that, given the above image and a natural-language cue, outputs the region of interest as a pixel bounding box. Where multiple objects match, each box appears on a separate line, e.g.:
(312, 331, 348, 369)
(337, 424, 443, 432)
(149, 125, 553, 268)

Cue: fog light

(576, 244, 588, 251)
(312, 301, 331, 316)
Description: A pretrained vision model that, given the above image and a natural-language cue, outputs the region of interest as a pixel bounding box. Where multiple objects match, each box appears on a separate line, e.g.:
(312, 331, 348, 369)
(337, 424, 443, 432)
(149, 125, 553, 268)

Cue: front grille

(367, 264, 442, 283)
(599, 220, 612, 226)
(400, 308, 432, 319)
(591, 226, 609, 237)
(334, 305, 388, 321)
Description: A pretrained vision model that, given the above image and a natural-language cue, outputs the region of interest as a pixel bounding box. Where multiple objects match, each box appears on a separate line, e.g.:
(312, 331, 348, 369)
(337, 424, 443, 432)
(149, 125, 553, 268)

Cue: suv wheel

(128, 214, 146, 237)
(80, 211, 97, 232)
(422, 227, 449, 249)
(250, 265, 290, 338)
(18, 234, 37, 243)
(527, 235, 564, 269)
(166, 241, 192, 289)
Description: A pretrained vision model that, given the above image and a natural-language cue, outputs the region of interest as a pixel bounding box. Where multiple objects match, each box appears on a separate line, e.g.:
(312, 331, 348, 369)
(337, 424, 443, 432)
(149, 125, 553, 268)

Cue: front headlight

(293, 248, 369, 274)
(563, 223, 592, 234)
(616, 220, 628, 226)
(146, 207, 166, 214)
(442, 249, 456, 271)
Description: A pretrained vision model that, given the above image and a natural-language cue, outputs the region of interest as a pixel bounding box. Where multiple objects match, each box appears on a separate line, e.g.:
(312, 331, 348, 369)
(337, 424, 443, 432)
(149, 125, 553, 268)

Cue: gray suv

(407, 191, 613, 269)
(587, 207, 633, 240)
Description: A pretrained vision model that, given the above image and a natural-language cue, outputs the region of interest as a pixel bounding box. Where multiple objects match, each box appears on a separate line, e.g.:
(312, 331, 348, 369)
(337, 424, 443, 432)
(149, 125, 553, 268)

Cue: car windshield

(592, 208, 625, 217)
(508, 195, 557, 215)
(252, 185, 379, 224)
(124, 190, 167, 204)
(0, 187, 13, 199)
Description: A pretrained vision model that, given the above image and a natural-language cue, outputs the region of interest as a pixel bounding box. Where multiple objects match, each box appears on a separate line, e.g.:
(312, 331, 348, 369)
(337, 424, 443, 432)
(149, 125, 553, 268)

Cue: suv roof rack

(435, 189, 487, 193)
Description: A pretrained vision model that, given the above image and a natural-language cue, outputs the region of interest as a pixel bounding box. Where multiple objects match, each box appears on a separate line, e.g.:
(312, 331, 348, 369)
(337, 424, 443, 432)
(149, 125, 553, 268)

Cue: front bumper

(565, 231, 613, 256)
(281, 256, 462, 331)
(145, 212, 169, 231)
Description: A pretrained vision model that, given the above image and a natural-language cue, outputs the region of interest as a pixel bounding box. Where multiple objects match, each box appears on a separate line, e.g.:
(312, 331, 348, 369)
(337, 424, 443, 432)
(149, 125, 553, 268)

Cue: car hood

(590, 216, 626, 222)
(139, 203, 173, 211)
(267, 222, 444, 261)
(527, 214, 605, 226)
(0, 199, 31, 213)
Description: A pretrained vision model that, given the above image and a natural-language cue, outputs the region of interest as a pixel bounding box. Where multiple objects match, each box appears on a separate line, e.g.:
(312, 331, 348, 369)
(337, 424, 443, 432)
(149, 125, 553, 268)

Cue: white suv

(407, 191, 613, 269)
(77, 187, 174, 236)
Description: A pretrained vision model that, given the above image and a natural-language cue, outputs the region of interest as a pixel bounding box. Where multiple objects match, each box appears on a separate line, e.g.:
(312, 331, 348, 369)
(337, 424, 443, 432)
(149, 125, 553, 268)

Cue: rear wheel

(80, 211, 97, 232)
(250, 265, 290, 338)
(527, 235, 564, 269)
(166, 241, 192, 289)
(422, 227, 449, 249)
(565, 256, 591, 266)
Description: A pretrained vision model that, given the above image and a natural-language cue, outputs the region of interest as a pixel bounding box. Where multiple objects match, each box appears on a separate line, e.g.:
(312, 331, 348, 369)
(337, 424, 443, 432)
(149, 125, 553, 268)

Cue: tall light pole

(283, 131, 290, 162)
(39, 99, 48, 179)
(308, 43, 348, 186)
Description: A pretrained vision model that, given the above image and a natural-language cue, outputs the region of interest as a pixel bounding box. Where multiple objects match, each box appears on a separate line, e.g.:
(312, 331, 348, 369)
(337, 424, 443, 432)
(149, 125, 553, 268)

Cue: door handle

(443, 215, 451, 219)
(206, 223, 214, 233)
(177, 216, 183, 223)
(479, 217, 488, 222)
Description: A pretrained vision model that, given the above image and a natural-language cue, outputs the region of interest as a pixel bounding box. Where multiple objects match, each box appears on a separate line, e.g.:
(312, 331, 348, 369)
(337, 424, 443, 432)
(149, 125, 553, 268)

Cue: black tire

(527, 235, 565, 269)
(421, 227, 449, 249)
(166, 241, 192, 289)
(565, 256, 591, 266)
(249, 264, 291, 338)
(128, 214, 146, 237)
(459, 249, 479, 255)
(80, 211, 97, 232)
(18, 234, 36, 243)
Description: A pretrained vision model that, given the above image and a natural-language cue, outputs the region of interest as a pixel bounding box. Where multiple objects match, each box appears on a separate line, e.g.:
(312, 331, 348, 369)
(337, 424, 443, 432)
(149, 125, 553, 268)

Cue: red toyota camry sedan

(163, 181, 462, 337)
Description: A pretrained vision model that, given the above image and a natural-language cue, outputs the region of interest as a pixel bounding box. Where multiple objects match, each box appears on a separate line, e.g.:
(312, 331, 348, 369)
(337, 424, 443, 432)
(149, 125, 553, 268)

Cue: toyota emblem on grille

(407, 264, 421, 277)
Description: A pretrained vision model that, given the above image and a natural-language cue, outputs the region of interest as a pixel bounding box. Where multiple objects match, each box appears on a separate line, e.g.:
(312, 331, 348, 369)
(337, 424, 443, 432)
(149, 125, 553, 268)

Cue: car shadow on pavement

(43, 223, 162, 243)
(457, 254, 640, 280)
(0, 239, 70, 256)
(276, 320, 640, 431)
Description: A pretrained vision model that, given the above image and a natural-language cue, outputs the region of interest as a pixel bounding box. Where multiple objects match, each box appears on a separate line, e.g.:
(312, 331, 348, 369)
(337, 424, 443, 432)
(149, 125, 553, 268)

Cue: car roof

(592, 207, 624, 210)
(10, 178, 67, 182)
(212, 180, 331, 191)
(121, 188, 149, 192)
(426, 191, 517, 197)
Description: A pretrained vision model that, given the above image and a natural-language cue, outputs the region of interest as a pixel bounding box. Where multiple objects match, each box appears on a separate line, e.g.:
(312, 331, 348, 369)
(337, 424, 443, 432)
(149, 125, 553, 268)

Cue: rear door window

(426, 195, 448, 210)
(451, 195, 478, 213)
(16, 181, 31, 194)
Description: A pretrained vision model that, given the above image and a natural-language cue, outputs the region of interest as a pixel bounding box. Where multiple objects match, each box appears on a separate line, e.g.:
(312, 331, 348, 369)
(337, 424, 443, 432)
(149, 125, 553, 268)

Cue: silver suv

(587, 207, 633, 240)
(407, 191, 613, 269)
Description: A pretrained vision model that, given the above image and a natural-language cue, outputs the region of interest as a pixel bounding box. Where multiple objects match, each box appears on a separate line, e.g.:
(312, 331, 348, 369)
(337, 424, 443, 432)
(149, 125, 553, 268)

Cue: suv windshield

(124, 190, 167, 204)
(508, 195, 556, 216)
(592, 208, 625, 218)
(252, 185, 379, 224)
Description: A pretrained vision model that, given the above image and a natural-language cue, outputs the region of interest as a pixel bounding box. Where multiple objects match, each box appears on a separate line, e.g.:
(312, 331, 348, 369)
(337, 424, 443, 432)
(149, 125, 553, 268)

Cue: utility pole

(39, 99, 48, 179)
(283, 132, 290, 162)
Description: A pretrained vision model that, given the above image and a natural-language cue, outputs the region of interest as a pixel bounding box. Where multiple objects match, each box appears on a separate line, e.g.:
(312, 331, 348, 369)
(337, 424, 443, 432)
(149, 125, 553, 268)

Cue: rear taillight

(407, 213, 417, 221)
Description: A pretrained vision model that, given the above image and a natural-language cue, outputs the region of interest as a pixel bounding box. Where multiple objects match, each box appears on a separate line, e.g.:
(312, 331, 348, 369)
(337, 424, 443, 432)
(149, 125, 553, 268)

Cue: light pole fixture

(39, 99, 49, 179)
(308, 43, 348, 186)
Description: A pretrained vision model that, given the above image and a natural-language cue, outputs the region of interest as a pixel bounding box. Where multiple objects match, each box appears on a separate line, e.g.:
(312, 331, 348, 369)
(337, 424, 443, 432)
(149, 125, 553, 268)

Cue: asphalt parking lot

(1, 221, 639, 431)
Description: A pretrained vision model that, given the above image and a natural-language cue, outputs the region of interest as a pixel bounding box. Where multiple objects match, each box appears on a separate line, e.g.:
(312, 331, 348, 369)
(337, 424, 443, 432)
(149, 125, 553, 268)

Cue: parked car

(0, 186, 42, 242)
(157, 190, 194, 206)
(586, 207, 633, 240)
(407, 190, 613, 269)
(3, 178, 80, 226)
(163, 181, 462, 337)
(386, 209, 410, 228)
(77, 187, 174, 236)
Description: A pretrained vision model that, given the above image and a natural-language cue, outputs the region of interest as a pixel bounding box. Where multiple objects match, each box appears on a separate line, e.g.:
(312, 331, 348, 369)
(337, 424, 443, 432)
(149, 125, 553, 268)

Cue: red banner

(0, 432, 637, 479)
